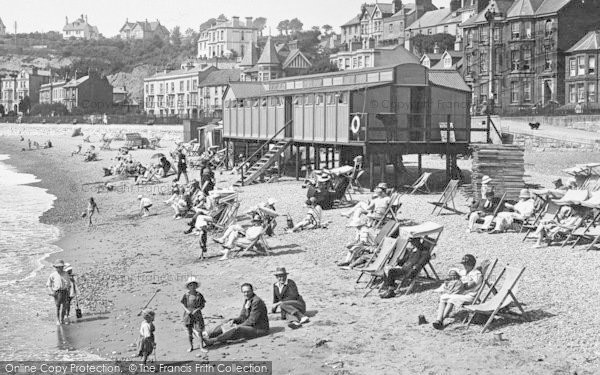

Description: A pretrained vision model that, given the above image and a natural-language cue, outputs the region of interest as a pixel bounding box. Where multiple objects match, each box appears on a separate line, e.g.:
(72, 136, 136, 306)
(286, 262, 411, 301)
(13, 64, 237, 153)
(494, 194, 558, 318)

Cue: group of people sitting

(305, 170, 351, 210)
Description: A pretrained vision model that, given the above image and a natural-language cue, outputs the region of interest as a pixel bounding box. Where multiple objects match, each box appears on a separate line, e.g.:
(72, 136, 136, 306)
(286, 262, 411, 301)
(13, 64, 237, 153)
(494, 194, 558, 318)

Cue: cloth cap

(185, 276, 199, 288)
(519, 189, 531, 199)
(461, 254, 476, 267)
(482, 176, 492, 184)
(53, 259, 65, 268)
(274, 267, 288, 276)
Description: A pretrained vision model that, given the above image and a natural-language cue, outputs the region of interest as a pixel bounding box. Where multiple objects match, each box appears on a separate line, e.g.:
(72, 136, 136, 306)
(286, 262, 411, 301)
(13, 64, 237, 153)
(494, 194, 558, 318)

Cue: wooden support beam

(315, 146, 320, 170)
(379, 153, 385, 184)
(305, 145, 310, 178)
(369, 152, 374, 191)
(418, 154, 422, 177)
(295, 144, 300, 181)
(325, 147, 329, 168)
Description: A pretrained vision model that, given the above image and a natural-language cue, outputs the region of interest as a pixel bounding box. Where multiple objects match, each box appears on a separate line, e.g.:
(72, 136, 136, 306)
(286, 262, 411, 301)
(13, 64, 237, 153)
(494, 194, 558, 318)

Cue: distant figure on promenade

(84, 197, 100, 226)
(102, 113, 108, 125)
(46, 259, 71, 325)
(204, 283, 269, 346)
(138, 195, 153, 217)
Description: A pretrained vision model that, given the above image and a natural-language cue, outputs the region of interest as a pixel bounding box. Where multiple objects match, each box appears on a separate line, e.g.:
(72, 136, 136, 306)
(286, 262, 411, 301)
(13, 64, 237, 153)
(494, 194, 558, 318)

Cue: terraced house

(197, 16, 258, 59)
(564, 30, 600, 111)
(460, 0, 600, 114)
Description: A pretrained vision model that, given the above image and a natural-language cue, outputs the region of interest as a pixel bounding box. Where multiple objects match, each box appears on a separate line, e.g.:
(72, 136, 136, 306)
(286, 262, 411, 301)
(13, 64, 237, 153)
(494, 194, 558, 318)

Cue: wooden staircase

(234, 139, 291, 186)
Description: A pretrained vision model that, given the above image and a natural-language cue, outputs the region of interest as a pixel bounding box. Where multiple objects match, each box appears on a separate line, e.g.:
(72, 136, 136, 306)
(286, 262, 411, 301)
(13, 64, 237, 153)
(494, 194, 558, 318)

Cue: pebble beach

(1, 124, 600, 374)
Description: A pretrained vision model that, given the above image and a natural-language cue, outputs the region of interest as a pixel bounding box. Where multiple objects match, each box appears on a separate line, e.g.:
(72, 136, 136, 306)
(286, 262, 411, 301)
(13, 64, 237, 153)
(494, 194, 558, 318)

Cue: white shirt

(139, 197, 152, 208)
(140, 321, 153, 337)
(46, 270, 71, 292)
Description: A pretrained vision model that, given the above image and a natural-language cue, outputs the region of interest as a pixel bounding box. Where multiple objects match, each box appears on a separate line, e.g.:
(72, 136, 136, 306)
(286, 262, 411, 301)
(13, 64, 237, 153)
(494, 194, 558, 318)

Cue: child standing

(138, 310, 156, 365)
(181, 277, 207, 352)
(64, 263, 77, 323)
(86, 197, 100, 227)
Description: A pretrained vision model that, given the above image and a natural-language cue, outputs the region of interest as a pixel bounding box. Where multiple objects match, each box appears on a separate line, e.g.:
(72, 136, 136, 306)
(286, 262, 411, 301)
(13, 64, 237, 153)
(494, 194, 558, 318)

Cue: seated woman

(135, 165, 159, 185)
(533, 205, 585, 248)
(214, 215, 265, 260)
(467, 190, 497, 232)
(341, 183, 390, 226)
(287, 198, 322, 233)
(431, 254, 483, 330)
(490, 189, 535, 233)
(271, 267, 309, 329)
(337, 219, 376, 267)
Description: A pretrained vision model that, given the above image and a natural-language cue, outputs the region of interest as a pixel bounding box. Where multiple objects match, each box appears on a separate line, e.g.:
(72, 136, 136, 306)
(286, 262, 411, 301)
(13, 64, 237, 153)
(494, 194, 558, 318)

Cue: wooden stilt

(225, 139, 229, 170)
(379, 154, 385, 184)
(369, 152, 374, 191)
(325, 147, 330, 168)
(418, 154, 422, 176)
(315, 146, 320, 171)
(305, 145, 310, 177)
(295, 144, 300, 181)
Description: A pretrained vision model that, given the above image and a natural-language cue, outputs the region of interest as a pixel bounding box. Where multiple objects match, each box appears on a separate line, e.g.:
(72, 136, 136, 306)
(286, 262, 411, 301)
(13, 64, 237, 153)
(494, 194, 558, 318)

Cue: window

(261, 98, 267, 107)
(352, 57, 358, 68)
(511, 22, 520, 39)
(186, 80, 190, 91)
(316, 94, 324, 105)
(569, 85, 577, 103)
(511, 82, 519, 103)
(493, 26, 501, 42)
(480, 52, 488, 73)
(480, 26, 489, 44)
(358, 56, 363, 68)
(545, 48, 552, 70)
(524, 21, 532, 38)
(577, 83, 585, 102)
(467, 30, 473, 47)
(293, 96, 301, 105)
(444, 25, 448, 34)
(523, 80, 531, 101)
(326, 93, 335, 105)
(365, 56, 371, 67)
(578, 56, 586, 75)
(589, 83, 596, 102)
(192, 79, 198, 90)
(466, 55, 472, 73)
(511, 50, 520, 71)
(428, 28, 432, 35)
(253, 98, 259, 107)
(389, 24, 393, 33)
(545, 19, 553, 37)
(523, 48, 531, 70)
(589, 55, 596, 74)
(171, 82, 175, 92)
(338, 92, 347, 104)
(444, 56, 452, 69)
(304, 94, 314, 105)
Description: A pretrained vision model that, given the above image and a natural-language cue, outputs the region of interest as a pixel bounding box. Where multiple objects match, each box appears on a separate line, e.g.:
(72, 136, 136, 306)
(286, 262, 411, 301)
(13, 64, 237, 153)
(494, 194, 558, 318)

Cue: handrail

(237, 119, 293, 176)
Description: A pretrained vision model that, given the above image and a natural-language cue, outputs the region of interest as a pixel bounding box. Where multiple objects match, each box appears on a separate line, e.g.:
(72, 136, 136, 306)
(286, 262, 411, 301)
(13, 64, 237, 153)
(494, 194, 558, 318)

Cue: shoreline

(1, 130, 600, 373)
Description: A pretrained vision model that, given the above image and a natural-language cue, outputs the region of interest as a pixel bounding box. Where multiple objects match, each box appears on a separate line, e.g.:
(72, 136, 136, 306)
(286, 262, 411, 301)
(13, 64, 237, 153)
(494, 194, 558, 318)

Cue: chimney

(246, 17, 253, 27)
(450, 0, 461, 12)
(85, 15, 88, 23)
(433, 42, 440, 54)
(232, 16, 240, 27)
(65, 16, 69, 25)
(289, 40, 298, 50)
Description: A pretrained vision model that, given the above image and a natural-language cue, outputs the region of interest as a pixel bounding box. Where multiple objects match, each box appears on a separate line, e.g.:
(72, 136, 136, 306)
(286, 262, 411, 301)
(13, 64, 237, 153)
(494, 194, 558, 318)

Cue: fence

(0, 114, 183, 125)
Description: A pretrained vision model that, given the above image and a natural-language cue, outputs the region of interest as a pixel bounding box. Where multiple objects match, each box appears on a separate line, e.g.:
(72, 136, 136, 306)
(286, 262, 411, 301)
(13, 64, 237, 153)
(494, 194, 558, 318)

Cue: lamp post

(484, 6, 497, 115)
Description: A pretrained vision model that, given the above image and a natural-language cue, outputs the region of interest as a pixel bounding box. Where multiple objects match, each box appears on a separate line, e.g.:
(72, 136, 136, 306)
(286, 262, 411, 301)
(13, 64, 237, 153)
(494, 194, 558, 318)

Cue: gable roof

(226, 82, 267, 99)
(282, 49, 312, 69)
(257, 37, 281, 66)
(342, 15, 361, 26)
(63, 17, 98, 33)
(0, 17, 5, 28)
(199, 69, 242, 87)
(120, 21, 135, 32)
(387, 4, 417, 21)
(132, 21, 169, 34)
(431, 51, 463, 69)
(535, 0, 571, 16)
(375, 3, 395, 15)
(427, 70, 471, 92)
(64, 76, 90, 88)
(567, 30, 600, 53)
(406, 8, 452, 30)
(506, 0, 545, 18)
(460, 0, 515, 27)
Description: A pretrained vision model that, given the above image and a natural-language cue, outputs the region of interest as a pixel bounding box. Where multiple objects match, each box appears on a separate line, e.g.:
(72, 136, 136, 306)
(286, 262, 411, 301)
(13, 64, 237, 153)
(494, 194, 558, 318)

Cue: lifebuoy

(351, 115, 361, 134)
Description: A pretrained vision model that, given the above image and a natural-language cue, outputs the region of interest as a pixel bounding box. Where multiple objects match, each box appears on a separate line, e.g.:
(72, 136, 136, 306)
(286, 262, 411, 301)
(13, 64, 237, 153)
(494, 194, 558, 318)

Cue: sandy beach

(1, 126, 600, 374)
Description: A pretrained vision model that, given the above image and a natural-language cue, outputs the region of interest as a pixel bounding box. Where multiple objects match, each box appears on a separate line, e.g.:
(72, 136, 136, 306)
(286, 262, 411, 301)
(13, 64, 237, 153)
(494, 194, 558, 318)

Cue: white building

(197, 16, 259, 59)
(62, 15, 99, 40)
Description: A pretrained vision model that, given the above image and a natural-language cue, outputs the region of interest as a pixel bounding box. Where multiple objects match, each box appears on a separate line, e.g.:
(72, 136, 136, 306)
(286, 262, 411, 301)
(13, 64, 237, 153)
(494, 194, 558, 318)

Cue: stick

(137, 289, 161, 316)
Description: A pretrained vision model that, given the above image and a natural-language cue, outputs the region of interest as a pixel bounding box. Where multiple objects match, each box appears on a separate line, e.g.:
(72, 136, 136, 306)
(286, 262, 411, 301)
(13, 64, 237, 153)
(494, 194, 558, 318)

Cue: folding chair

(362, 234, 411, 297)
(374, 192, 402, 228)
(474, 192, 507, 230)
(522, 199, 560, 241)
(233, 228, 270, 257)
(349, 170, 365, 193)
(430, 179, 460, 215)
(403, 172, 432, 195)
(465, 266, 529, 333)
(354, 237, 398, 287)
(214, 202, 240, 231)
(462, 259, 499, 316)
(100, 138, 112, 150)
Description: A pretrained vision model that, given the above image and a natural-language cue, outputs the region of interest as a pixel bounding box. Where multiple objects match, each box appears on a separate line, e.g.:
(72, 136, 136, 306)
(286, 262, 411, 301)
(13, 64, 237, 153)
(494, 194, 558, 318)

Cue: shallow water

(0, 154, 101, 360)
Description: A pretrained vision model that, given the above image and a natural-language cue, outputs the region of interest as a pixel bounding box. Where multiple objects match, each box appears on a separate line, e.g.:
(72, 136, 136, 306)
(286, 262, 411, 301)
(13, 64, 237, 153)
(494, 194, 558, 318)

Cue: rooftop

(566, 30, 600, 53)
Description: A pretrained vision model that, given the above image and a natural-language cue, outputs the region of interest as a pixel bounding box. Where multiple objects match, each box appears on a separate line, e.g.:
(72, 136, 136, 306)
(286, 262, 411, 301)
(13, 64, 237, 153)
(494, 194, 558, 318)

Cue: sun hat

(376, 182, 388, 190)
(460, 254, 476, 267)
(142, 309, 155, 318)
(274, 267, 288, 276)
(552, 178, 563, 185)
(518, 189, 531, 199)
(185, 276, 199, 288)
(267, 198, 277, 206)
(482, 175, 492, 184)
(137, 195, 143, 199)
(317, 175, 330, 183)
(64, 263, 72, 272)
(53, 259, 65, 268)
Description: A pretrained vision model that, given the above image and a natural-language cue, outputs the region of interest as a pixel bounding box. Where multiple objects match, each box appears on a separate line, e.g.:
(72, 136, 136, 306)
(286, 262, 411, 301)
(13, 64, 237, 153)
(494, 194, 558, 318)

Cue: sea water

(0, 154, 101, 360)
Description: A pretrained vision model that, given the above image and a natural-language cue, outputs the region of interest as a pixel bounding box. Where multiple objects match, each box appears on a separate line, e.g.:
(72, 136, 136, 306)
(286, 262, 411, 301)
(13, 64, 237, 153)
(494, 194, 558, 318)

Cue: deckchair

(522, 199, 561, 241)
(149, 137, 162, 149)
(349, 170, 365, 193)
(553, 189, 589, 206)
(214, 202, 240, 231)
(465, 266, 529, 333)
(100, 138, 112, 150)
(403, 172, 432, 195)
(474, 192, 507, 230)
(462, 259, 499, 316)
(430, 179, 460, 215)
(362, 234, 411, 297)
(233, 227, 270, 257)
(354, 237, 398, 286)
(392, 222, 444, 296)
(189, 143, 202, 157)
(374, 192, 402, 228)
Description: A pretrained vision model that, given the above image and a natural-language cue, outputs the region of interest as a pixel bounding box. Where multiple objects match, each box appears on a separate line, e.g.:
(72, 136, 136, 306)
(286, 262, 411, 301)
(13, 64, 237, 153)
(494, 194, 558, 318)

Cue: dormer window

(444, 56, 452, 69)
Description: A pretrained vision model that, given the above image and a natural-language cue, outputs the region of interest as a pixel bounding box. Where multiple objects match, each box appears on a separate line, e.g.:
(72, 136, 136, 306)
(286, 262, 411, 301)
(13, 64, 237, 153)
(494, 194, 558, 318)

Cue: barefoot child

(181, 277, 207, 352)
(86, 197, 99, 226)
(138, 310, 156, 365)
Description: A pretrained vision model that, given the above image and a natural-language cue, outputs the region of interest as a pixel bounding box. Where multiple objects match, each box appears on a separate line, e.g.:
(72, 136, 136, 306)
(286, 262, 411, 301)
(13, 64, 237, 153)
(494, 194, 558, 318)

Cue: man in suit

(205, 283, 269, 345)
(271, 267, 309, 329)
(379, 238, 433, 299)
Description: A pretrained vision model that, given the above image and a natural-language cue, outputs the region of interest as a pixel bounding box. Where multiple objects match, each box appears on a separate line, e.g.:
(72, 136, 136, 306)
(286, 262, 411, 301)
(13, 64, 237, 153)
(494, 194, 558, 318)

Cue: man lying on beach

(286, 198, 322, 233)
(204, 283, 269, 346)
(46, 259, 71, 325)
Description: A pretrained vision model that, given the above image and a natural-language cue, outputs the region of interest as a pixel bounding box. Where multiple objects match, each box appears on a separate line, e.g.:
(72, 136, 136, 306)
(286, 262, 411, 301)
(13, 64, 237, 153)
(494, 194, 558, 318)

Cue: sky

(2, 0, 450, 36)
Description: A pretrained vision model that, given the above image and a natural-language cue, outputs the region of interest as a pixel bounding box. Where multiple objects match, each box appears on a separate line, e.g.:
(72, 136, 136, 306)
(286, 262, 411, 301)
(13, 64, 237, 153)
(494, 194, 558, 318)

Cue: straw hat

(317, 175, 330, 183)
(53, 259, 65, 268)
(142, 309, 155, 318)
(267, 198, 277, 206)
(482, 176, 492, 184)
(274, 267, 288, 276)
(185, 276, 199, 288)
(64, 263, 73, 272)
(137, 195, 143, 200)
(518, 189, 531, 199)
(376, 182, 388, 190)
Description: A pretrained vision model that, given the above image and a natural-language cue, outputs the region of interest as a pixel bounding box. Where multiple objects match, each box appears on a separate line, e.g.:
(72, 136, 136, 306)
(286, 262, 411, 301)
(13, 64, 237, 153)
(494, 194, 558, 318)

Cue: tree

(277, 20, 290, 36)
(18, 96, 31, 114)
(0, 104, 4, 116)
(171, 26, 182, 47)
(253, 17, 267, 35)
(200, 18, 216, 30)
(322, 24, 333, 35)
(409, 33, 456, 55)
(311, 26, 321, 33)
(288, 18, 304, 35)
